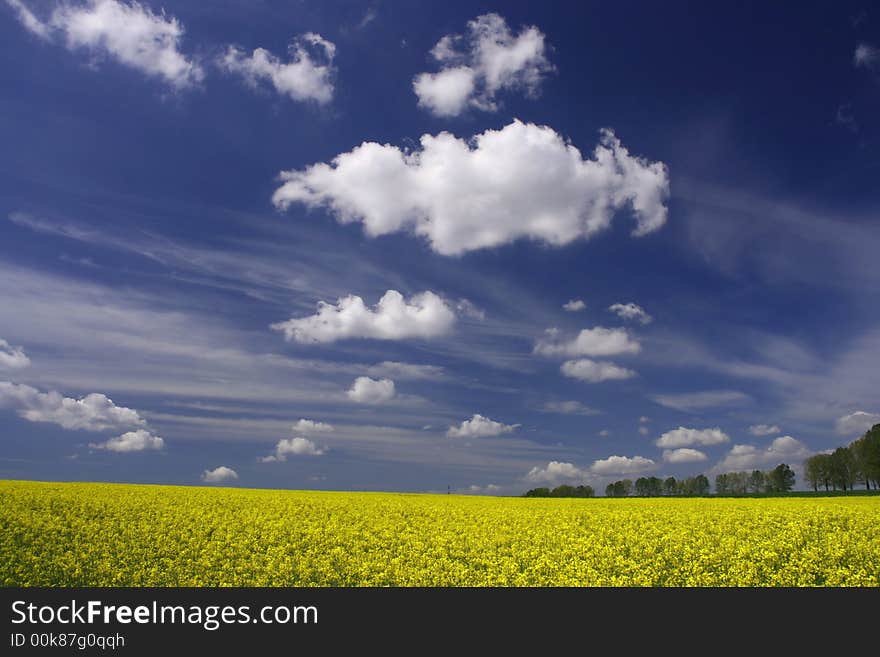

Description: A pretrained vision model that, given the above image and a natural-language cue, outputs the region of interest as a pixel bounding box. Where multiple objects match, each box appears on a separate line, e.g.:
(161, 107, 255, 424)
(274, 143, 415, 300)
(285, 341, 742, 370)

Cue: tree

(635, 477, 651, 497)
(748, 470, 766, 493)
(663, 477, 677, 496)
(550, 484, 577, 497)
(694, 474, 710, 496)
(524, 487, 550, 497)
(803, 455, 822, 492)
(715, 473, 729, 495)
(829, 447, 856, 492)
(619, 479, 633, 496)
(574, 485, 595, 498)
(767, 463, 795, 493)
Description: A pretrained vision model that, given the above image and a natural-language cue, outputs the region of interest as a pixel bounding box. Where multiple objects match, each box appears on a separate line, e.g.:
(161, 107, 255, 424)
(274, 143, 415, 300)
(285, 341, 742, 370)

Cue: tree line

(803, 423, 880, 491)
(714, 463, 795, 494)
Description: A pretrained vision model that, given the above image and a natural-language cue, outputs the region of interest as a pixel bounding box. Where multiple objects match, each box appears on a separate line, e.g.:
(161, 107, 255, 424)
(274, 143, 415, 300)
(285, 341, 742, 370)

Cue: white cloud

(89, 429, 164, 452)
(562, 299, 585, 312)
(534, 326, 641, 357)
(854, 42, 879, 70)
(598, 429, 610, 437)
(447, 413, 519, 438)
(638, 426, 649, 436)
(540, 400, 600, 415)
(366, 361, 445, 381)
(656, 427, 730, 448)
(272, 120, 670, 256)
(526, 461, 586, 484)
(0, 381, 147, 431)
(271, 290, 455, 344)
(347, 376, 396, 404)
(561, 359, 636, 383)
(455, 299, 486, 320)
(413, 13, 553, 116)
(259, 436, 325, 462)
(465, 483, 502, 495)
(712, 436, 811, 473)
(639, 416, 650, 423)
(748, 424, 781, 436)
(292, 418, 334, 434)
(608, 302, 652, 325)
(835, 411, 880, 436)
(4, 0, 51, 39)
(662, 448, 708, 463)
(651, 390, 750, 412)
(220, 32, 336, 103)
(590, 455, 656, 475)
(201, 465, 239, 483)
(0, 338, 30, 369)
(16, 0, 204, 88)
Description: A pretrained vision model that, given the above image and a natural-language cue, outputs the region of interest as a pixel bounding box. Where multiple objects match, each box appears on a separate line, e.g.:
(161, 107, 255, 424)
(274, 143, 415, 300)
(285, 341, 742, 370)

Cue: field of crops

(2, 480, 878, 586)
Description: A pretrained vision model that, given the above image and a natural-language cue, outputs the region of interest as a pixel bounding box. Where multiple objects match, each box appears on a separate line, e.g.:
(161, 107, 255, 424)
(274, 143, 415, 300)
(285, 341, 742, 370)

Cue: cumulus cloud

(655, 427, 730, 448)
(0, 381, 146, 431)
(466, 483, 502, 495)
(292, 418, 334, 434)
(712, 436, 811, 473)
(854, 42, 879, 71)
(4, 0, 50, 39)
(0, 338, 30, 370)
(651, 390, 750, 412)
(259, 437, 325, 462)
(271, 290, 455, 344)
(366, 361, 444, 381)
(534, 326, 641, 358)
(526, 461, 586, 484)
(201, 466, 239, 483)
(608, 302, 652, 325)
(835, 411, 880, 436)
(220, 32, 336, 103)
(540, 400, 601, 415)
(590, 455, 656, 475)
(447, 413, 519, 438)
(562, 299, 585, 312)
(89, 429, 164, 452)
(413, 13, 553, 116)
(662, 448, 708, 463)
(560, 359, 636, 383)
(272, 120, 670, 256)
(7, 0, 204, 88)
(748, 424, 781, 436)
(347, 376, 396, 404)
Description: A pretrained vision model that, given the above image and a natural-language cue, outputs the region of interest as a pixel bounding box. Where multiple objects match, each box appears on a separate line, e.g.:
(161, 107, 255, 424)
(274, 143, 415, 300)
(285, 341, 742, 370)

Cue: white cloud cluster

(608, 302, 652, 325)
(466, 483, 502, 495)
(712, 436, 811, 472)
(89, 429, 164, 452)
(540, 400, 600, 415)
(590, 455, 656, 475)
(651, 390, 749, 412)
(662, 448, 708, 463)
(447, 413, 518, 438)
(366, 361, 444, 381)
(220, 32, 336, 103)
(259, 437, 325, 462)
(526, 461, 586, 484)
(854, 42, 879, 70)
(562, 299, 585, 312)
(272, 120, 670, 256)
(347, 376, 395, 404)
(748, 424, 781, 436)
(413, 13, 553, 117)
(201, 465, 239, 483)
(655, 427, 729, 448)
(0, 338, 30, 369)
(534, 326, 641, 358)
(0, 382, 146, 431)
(7, 0, 204, 88)
(561, 359, 636, 383)
(292, 418, 334, 434)
(835, 411, 880, 436)
(271, 290, 455, 344)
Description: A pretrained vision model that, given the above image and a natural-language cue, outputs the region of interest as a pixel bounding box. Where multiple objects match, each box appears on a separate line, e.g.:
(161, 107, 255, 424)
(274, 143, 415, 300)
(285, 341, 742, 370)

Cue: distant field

(2, 480, 878, 586)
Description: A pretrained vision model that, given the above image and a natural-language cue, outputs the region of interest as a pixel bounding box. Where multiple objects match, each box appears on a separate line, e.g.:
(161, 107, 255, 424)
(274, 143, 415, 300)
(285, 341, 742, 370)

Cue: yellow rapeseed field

(1, 480, 878, 586)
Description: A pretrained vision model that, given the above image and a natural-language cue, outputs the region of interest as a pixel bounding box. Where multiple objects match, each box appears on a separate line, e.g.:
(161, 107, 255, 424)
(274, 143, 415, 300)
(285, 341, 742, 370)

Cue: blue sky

(1, 0, 879, 494)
